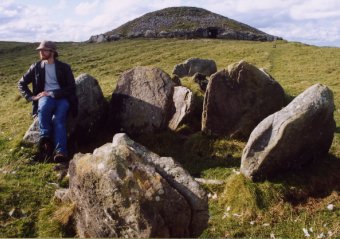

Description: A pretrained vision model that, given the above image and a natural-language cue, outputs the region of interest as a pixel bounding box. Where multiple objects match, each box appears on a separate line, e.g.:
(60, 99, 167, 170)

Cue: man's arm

(18, 63, 36, 102)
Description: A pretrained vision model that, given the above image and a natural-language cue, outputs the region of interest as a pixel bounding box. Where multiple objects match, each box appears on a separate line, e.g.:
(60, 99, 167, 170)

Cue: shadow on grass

(284, 92, 295, 106)
(134, 130, 242, 177)
(335, 127, 340, 133)
(270, 154, 340, 205)
(72, 119, 242, 178)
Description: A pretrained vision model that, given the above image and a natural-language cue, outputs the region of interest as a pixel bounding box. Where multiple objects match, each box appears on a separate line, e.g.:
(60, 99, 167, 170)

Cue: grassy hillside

(0, 39, 339, 238)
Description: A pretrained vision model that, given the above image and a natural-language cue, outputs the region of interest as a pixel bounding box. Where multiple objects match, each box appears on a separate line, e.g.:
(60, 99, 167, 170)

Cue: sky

(1, 0, 340, 47)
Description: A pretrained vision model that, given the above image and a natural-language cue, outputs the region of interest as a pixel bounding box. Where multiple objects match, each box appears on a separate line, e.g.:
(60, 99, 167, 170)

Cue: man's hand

(31, 91, 50, 101)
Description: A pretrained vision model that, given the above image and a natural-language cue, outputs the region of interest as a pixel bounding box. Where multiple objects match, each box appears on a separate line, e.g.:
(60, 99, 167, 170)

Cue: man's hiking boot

(53, 153, 68, 163)
(37, 137, 53, 161)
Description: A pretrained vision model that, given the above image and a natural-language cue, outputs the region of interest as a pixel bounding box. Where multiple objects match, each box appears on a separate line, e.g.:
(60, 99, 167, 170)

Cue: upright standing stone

(168, 86, 194, 130)
(110, 66, 175, 134)
(241, 84, 335, 181)
(68, 73, 107, 134)
(202, 60, 285, 139)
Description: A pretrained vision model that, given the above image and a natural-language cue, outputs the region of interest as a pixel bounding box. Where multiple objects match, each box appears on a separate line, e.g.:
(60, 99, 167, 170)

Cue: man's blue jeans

(38, 96, 69, 156)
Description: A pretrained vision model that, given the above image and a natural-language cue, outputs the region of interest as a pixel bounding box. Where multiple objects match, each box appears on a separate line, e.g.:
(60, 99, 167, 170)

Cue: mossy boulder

(64, 133, 208, 238)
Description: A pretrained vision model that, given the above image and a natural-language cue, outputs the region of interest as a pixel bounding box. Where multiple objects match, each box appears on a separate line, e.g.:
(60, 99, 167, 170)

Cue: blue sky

(1, 0, 340, 47)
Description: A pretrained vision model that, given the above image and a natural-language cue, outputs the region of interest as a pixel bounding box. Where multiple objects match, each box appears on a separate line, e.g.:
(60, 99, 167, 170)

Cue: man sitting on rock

(18, 40, 78, 162)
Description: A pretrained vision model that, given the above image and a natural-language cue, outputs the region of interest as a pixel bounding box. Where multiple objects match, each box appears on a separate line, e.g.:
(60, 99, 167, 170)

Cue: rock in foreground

(202, 60, 285, 139)
(241, 84, 335, 181)
(67, 133, 208, 238)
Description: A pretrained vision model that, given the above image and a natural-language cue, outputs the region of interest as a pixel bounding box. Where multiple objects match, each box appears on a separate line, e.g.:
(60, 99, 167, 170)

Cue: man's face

(39, 49, 53, 60)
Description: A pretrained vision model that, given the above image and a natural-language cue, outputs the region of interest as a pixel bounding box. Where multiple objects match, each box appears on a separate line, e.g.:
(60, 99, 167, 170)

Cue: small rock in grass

(326, 204, 334, 211)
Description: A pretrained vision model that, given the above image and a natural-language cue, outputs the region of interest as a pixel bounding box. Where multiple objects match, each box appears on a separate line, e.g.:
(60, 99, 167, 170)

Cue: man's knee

(57, 99, 70, 114)
(38, 97, 54, 112)
(53, 118, 66, 129)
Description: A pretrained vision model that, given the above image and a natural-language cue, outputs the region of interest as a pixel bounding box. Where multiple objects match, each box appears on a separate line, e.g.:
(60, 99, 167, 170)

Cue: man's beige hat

(36, 40, 58, 57)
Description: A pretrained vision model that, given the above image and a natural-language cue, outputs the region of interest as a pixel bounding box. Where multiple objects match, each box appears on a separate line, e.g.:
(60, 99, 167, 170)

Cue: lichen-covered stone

(67, 133, 208, 237)
(241, 84, 335, 181)
(110, 66, 175, 134)
(202, 60, 285, 139)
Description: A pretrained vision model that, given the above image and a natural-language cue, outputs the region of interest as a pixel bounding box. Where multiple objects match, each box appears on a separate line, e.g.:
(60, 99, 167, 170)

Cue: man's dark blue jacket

(18, 60, 78, 117)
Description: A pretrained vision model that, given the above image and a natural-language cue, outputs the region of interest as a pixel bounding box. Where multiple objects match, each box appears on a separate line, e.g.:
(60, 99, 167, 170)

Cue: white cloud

(0, 1, 52, 41)
(261, 19, 340, 46)
(75, 0, 100, 16)
(0, 1, 20, 21)
(57, 0, 67, 10)
(290, 0, 340, 20)
(1, 7, 18, 17)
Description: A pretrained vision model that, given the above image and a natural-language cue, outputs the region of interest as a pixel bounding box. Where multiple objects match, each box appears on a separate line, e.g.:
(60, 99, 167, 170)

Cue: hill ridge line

(88, 6, 281, 43)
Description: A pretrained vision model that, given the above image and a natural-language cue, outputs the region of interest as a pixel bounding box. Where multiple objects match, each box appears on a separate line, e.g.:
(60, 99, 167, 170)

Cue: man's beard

(40, 53, 51, 60)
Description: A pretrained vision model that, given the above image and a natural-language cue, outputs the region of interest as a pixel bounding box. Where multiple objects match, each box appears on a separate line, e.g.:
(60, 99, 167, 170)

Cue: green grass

(0, 39, 339, 238)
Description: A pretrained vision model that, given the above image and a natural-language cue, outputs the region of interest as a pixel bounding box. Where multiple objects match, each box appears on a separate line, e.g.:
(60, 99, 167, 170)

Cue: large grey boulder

(108, 34, 121, 41)
(144, 30, 156, 38)
(68, 73, 107, 134)
(202, 60, 285, 139)
(218, 30, 238, 39)
(127, 31, 144, 38)
(65, 133, 208, 238)
(96, 34, 107, 43)
(168, 86, 194, 130)
(88, 35, 98, 43)
(173, 58, 217, 78)
(159, 31, 169, 37)
(22, 73, 107, 144)
(241, 84, 335, 181)
(110, 66, 176, 134)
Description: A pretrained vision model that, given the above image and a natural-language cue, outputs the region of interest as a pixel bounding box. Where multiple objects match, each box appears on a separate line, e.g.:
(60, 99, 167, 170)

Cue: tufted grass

(0, 39, 339, 238)
(37, 201, 75, 238)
